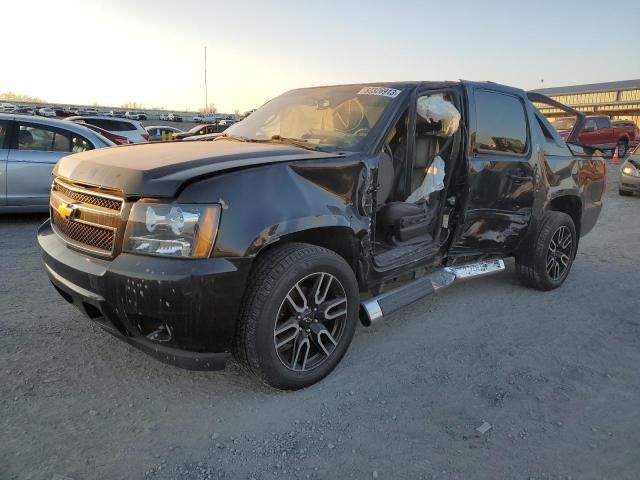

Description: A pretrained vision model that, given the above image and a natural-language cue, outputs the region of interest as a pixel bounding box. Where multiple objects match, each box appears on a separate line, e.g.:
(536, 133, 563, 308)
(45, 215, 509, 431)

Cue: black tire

(617, 139, 628, 158)
(619, 188, 633, 196)
(234, 243, 359, 390)
(515, 211, 577, 291)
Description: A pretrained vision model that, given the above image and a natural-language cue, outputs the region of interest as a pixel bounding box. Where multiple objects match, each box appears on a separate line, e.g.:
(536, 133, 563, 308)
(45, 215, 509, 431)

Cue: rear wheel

(234, 243, 359, 390)
(619, 188, 633, 196)
(515, 211, 577, 291)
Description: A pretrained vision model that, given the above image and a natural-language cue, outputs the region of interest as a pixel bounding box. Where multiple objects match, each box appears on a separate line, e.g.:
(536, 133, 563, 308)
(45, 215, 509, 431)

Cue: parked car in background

(15, 106, 36, 115)
(619, 144, 640, 196)
(145, 125, 183, 141)
(167, 113, 183, 122)
(173, 123, 220, 140)
(66, 116, 149, 143)
(218, 119, 237, 127)
(0, 114, 114, 212)
(0, 103, 17, 112)
(124, 111, 148, 121)
(83, 108, 98, 116)
(81, 122, 131, 145)
(193, 113, 218, 123)
(552, 115, 639, 157)
(37, 107, 56, 117)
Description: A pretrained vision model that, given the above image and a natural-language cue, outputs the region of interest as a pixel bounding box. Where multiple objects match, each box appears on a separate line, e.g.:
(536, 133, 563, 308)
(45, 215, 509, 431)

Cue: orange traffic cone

(611, 145, 620, 165)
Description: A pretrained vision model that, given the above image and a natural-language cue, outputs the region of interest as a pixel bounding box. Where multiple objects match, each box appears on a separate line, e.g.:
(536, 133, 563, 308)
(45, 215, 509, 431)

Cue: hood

(54, 140, 340, 197)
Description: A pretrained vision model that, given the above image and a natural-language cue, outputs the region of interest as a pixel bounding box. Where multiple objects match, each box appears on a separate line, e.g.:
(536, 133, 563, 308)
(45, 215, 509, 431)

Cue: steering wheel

(332, 98, 366, 133)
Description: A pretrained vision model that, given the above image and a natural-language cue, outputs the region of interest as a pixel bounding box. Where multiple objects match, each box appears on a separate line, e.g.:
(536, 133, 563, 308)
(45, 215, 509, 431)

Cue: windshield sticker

(357, 87, 402, 98)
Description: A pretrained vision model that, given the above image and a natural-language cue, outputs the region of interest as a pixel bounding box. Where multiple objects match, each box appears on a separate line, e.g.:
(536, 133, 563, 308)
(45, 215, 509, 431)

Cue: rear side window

(83, 118, 135, 132)
(71, 135, 94, 153)
(595, 117, 610, 129)
(17, 125, 71, 152)
(474, 90, 528, 154)
(0, 120, 8, 148)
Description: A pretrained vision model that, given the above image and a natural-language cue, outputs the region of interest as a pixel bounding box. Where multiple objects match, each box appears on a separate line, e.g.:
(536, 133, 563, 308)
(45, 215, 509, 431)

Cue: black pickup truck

(38, 81, 605, 389)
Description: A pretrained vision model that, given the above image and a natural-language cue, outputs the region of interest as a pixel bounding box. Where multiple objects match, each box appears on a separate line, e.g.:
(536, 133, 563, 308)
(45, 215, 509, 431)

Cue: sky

(2, 0, 639, 113)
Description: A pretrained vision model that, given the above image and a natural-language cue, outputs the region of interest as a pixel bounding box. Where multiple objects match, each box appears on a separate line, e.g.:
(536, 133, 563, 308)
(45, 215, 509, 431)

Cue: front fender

(177, 158, 371, 257)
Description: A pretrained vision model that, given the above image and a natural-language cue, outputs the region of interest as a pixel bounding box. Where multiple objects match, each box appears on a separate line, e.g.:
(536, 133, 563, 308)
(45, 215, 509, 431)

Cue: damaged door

(450, 87, 535, 256)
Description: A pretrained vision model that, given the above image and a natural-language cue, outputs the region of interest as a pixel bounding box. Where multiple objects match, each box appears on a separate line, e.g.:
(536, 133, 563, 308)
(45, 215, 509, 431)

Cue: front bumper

(38, 220, 253, 370)
(619, 171, 640, 193)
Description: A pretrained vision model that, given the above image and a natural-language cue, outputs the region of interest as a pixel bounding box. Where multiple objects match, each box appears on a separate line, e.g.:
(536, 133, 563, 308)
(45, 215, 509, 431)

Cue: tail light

(141, 134, 150, 142)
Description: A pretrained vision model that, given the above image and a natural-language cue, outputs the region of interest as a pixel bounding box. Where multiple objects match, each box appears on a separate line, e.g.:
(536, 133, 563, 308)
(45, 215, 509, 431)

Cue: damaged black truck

(38, 81, 605, 389)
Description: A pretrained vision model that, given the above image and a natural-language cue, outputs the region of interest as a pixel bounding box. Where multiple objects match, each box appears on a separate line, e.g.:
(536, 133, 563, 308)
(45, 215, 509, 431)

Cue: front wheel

(619, 188, 633, 196)
(234, 243, 359, 390)
(515, 211, 577, 291)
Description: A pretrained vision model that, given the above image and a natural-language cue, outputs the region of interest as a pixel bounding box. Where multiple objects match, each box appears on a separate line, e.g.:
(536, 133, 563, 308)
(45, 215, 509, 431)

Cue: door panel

(0, 149, 7, 206)
(7, 122, 70, 207)
(0, 120, 9, 205)
(451, 88, 535, 257)
(6, 150, 63, 206)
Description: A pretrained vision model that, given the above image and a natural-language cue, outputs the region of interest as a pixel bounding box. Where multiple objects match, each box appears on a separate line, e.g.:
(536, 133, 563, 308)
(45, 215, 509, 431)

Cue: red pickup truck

(551, 115, 639, 157)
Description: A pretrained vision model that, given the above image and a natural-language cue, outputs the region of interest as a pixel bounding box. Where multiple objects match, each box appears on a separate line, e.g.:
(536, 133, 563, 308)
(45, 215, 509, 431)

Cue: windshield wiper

(215, 133, 250, 142)
(255, 135, 321, 151)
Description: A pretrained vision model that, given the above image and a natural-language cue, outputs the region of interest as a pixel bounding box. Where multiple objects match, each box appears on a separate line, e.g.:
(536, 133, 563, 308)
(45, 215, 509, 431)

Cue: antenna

(204, 46, 208, 112)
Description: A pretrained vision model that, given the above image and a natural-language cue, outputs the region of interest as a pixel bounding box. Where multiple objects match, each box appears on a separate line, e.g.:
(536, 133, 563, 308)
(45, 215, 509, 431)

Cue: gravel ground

(1, 166, 639, 480)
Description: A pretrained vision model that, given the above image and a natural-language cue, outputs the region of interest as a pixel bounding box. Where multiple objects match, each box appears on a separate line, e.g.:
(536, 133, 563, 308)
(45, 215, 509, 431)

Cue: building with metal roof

(530, 79, 640, 127)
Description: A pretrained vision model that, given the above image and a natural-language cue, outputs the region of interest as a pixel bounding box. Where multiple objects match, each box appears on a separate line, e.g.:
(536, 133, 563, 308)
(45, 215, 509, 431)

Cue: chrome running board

(360, 259, 505, 326)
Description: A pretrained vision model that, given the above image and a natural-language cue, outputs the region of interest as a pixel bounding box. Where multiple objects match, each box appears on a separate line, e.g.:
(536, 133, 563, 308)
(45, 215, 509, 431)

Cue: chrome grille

(50, 178, 124, 257)
(51, 210, 115, 253)
(52, 179, 123, 211)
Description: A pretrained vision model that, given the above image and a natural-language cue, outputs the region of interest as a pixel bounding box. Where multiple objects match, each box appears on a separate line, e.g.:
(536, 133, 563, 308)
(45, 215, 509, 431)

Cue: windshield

(551, 118, 576, 131)
(224, 85, 404, 152)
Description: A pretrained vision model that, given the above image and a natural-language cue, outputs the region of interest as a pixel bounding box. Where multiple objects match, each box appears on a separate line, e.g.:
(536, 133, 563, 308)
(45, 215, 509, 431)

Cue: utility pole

(204, 46, 208, 112)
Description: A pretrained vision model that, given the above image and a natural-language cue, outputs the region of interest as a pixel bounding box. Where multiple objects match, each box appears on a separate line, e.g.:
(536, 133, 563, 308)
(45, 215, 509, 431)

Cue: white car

(38, 107, 56, 117)
(124, 111, 148, 121)
(1, 103, 17, 112)
(66, 116, 149, 143)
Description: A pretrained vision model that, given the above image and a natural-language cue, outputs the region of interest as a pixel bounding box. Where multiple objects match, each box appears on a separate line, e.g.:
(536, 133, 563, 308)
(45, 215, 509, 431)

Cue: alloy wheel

(273, 272, 348, 372)
(546, 225, 573, 280)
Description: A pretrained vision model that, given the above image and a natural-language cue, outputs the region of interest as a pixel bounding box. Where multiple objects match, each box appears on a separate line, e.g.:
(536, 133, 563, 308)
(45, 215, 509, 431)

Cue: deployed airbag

(406, 155, 445, 203)
(416, 94, 460, 137)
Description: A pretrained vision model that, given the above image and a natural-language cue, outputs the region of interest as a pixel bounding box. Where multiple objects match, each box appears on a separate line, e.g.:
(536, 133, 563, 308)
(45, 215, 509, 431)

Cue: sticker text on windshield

(357, 87, 402, 98)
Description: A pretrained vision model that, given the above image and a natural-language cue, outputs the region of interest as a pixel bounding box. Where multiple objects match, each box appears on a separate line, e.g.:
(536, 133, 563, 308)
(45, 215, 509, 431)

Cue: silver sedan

(619, 145, 640, 196)
(0, 114, 114, 213)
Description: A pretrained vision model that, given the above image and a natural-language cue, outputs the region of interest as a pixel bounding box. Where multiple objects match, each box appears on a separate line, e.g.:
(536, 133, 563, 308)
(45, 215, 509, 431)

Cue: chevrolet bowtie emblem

(57, 202, 81, 221)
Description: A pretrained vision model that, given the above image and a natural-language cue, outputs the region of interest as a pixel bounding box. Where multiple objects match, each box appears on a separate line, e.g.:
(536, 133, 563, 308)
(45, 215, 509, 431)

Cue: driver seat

(376, 136, 436, 244)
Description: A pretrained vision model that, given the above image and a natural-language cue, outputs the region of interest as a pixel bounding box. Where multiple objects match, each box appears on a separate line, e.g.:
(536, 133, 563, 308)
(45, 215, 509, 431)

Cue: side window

(584, 119, 597, 131)
(595, 117, 610, 129)
(119, 121, 135, 131)
(474, 90, 528, 155)
(18, 125, 72, 152)
(0, 120, 8, 148)
(71, 134, 94, 153)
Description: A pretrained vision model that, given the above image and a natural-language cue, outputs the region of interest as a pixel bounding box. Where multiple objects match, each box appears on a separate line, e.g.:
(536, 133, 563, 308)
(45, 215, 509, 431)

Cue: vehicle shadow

(0, 213, 48, 225)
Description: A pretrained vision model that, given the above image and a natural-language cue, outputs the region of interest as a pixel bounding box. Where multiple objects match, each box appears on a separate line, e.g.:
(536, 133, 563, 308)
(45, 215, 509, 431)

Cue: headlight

(622, 164, 639, 177)
(123, 203, 220, 258)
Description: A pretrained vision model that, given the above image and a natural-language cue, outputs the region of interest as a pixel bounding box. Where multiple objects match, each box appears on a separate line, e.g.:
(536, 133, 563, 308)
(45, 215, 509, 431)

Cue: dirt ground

(1, 166, 639, 480)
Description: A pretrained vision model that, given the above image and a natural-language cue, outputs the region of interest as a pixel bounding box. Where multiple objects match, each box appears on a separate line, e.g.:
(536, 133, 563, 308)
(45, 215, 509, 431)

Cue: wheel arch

(255, 226, 361, 273)
(548, 194, 582, 239)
